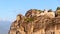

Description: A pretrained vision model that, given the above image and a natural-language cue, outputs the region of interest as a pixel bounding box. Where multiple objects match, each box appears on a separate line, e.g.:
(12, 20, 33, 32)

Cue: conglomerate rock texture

(9, 9, 60, 34)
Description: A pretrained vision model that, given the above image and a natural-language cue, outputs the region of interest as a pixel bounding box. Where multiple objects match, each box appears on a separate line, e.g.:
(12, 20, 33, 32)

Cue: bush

(57, 7, 60, 10)
(48, 9, 52, 12)
(24, 17, 34, 22)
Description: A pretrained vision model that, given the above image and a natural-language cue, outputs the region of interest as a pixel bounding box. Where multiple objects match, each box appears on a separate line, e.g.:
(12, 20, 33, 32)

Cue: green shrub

(57, 7, 60, 10)
(48, 9, 52, 12)
(24, 17, 34, 22)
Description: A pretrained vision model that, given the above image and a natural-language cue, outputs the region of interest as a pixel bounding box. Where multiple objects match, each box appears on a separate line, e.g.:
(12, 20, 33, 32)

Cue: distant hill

(0, 21, 11, 34)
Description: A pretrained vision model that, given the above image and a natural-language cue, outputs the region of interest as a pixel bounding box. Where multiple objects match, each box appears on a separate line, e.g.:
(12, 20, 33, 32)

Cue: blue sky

(0, 0, 60, 21)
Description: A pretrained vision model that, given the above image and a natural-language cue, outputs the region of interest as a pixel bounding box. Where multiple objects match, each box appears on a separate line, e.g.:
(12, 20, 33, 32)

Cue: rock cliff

(9, 8, 60, 34)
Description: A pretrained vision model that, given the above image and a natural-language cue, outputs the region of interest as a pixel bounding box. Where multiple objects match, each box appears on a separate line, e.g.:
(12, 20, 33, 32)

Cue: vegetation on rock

(9, 7, 60, 34)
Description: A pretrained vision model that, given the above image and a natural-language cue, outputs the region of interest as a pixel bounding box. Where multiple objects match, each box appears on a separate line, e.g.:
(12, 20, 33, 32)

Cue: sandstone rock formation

(9, 8, 60, 34)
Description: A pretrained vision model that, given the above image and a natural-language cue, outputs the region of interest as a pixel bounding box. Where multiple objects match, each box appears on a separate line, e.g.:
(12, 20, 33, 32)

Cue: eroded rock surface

(9, 9, 60, 34)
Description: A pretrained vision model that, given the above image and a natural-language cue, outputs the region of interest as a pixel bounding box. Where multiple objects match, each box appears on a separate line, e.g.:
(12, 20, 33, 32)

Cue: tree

(55, 7, 60, 16)
(48, 9, 52, 12)
(57, 7, 60, 10)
